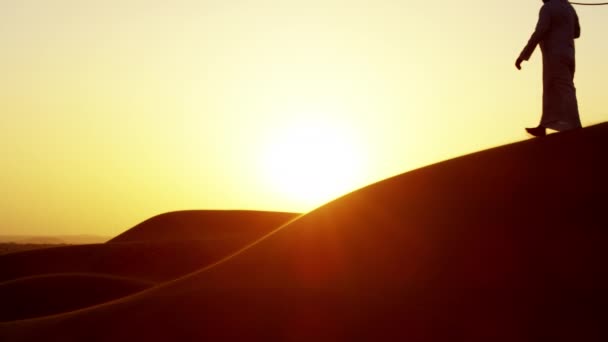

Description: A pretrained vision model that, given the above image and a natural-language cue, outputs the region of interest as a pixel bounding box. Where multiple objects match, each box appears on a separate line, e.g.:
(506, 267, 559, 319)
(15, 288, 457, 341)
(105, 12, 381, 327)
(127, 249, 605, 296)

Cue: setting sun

(261, 118, 367, 209)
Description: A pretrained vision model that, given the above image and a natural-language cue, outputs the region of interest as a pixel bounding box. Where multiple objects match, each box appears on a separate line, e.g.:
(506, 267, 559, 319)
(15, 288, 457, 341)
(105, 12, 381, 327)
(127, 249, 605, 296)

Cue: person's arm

(519, 5, 552, 61)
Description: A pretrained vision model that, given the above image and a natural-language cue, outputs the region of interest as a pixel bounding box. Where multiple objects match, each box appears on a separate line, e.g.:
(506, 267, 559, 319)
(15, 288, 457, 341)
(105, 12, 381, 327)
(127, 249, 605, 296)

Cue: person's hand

(515, 57, 524, 70)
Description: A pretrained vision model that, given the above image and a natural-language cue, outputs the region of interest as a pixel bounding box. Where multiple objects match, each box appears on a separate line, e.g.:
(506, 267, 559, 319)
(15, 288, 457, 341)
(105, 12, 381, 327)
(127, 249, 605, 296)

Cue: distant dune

(1, 123, 607, 341)
(0, 235, 110, 245)
(0, 274, 153, 322)
(108, 210, 300, 243)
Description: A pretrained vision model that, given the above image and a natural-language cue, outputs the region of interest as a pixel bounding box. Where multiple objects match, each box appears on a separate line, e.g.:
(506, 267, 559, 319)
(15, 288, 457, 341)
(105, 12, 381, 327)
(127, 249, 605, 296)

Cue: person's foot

(526, 126, 546, 137)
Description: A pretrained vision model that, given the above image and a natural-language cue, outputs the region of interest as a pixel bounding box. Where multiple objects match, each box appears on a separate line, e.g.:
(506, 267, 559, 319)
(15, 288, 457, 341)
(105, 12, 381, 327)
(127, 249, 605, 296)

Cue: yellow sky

(1, 1, 606, 236)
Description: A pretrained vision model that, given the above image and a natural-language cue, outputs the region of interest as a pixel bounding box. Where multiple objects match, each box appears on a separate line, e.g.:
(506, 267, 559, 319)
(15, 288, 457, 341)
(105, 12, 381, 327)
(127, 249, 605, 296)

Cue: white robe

(520, 0, 582, 131)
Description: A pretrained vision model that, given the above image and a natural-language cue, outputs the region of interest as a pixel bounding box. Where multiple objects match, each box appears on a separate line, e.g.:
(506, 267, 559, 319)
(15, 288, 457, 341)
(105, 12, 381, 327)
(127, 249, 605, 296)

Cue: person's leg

(525, 54, 550, 137)
(563, 58, 582, 129)
(540, 57, 581, 131)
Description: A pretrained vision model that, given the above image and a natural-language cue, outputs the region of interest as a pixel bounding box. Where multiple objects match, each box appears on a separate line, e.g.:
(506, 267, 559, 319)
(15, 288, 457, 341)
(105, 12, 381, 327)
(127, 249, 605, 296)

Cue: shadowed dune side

(0, 274, 153, 322)
(109, 210, 300, 243)
(2, 123, 607, 341)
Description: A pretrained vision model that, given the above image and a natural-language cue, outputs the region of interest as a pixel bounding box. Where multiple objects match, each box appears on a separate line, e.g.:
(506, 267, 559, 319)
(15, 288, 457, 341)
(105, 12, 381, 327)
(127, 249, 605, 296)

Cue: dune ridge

(2, 123, 607, 341)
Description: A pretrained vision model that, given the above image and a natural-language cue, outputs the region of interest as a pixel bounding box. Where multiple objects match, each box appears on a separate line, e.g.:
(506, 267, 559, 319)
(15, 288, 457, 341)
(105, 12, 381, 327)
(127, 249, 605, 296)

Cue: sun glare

(261, 118, 366, 210)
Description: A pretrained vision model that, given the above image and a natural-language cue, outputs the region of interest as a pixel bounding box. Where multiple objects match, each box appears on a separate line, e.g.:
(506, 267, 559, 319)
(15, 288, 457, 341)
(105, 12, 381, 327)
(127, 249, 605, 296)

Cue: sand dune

(108, 210, 300, 243)
(0, 211, 299, 327)
(0, 274, 153, 322)
(2, 123, 607, 341)
(0, 211, 298, 283)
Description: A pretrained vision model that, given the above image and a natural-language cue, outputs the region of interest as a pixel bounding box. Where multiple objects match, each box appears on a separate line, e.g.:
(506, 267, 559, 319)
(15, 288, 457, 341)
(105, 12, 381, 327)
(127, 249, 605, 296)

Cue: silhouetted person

(516, 0, 582, 137)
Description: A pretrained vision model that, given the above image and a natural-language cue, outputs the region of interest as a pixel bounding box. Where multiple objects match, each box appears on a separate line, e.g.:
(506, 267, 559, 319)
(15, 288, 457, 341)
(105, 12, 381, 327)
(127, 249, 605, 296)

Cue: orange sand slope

(2, 123, 607, 341)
